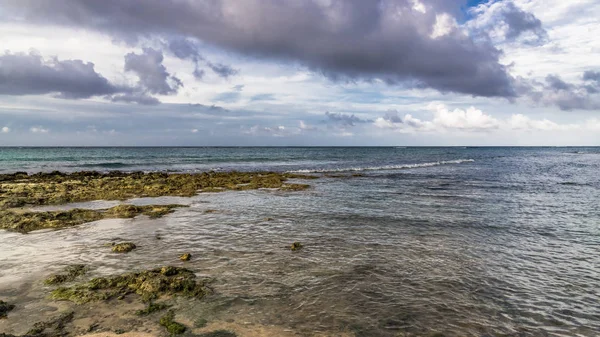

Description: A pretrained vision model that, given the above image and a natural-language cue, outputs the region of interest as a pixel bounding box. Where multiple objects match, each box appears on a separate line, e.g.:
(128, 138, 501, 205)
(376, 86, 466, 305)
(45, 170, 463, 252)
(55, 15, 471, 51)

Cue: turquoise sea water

(0, 147, 599, 336)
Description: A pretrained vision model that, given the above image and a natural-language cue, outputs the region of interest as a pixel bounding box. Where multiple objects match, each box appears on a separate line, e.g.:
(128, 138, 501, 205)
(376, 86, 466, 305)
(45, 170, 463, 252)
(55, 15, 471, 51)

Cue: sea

(0, 147, 599, 336)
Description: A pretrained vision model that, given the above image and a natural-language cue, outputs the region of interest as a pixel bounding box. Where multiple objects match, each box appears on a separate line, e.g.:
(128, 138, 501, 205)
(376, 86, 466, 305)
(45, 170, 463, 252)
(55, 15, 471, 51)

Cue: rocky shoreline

(0, 170, 329, 337)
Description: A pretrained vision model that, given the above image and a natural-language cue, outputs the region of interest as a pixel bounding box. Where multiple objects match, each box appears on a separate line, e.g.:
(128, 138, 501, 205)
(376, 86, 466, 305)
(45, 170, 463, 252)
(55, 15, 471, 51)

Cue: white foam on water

(288, 159, 475, 173)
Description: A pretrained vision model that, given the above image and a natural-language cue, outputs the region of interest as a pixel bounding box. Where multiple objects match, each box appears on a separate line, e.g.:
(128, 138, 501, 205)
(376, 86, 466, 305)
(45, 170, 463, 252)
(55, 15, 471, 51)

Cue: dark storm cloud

(0, 50, 122, 98)
(325, 112, 372, 127)
(124, 48, 182, 95)
(0, 0, 518, 98)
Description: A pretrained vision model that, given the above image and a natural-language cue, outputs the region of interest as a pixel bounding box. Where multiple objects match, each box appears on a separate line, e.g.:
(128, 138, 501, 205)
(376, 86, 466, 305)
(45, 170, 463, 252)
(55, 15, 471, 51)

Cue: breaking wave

(289, 159, 475, 173)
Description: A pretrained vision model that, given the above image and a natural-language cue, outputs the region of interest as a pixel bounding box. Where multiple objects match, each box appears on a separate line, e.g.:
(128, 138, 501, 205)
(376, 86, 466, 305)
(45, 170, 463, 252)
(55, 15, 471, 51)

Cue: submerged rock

(159, 310, 186, 335)
(135, 301, 171, 316)
(49, 266, 209, 304)
(290, 242, 303, 251)
(0, 204, 185, 234)
(0, 300, 15, 319)
(27, 311, 74, 336)
(44, 264, 88, 285)
(179, 253, 191, 261)
(111, 242, 137, 253)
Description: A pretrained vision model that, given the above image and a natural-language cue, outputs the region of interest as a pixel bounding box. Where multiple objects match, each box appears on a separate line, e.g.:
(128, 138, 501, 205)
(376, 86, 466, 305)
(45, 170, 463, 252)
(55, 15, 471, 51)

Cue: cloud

(244, 125, 290, 137)
(468, 1, 548, 45)
(583, 71, 600, 83)
(250, 93, 276, 101)
(111, 93, 161, 105)
(30, 126, 49, 133)
(518, 72, 600, 110)
(1, 0, 520, 97)
(124, 48, 182, 95)
(375, 104, 590, 133)
(0, 50, 123, 99)
(429, 104, 500, 130)
(508, 114, 575, 131)
(299, 120, 319, 132)
(165, 37, 239, 80)
(1, 126, 10, 133)
(167, 37, 203, 62)
(207, 62, 239, 79)
(325, 111, 372, 127)
(213, 84, 244, 103)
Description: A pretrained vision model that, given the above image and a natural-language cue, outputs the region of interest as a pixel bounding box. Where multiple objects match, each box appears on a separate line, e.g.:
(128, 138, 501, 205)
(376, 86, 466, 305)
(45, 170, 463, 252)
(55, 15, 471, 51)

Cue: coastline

(0, 170, 355, 337)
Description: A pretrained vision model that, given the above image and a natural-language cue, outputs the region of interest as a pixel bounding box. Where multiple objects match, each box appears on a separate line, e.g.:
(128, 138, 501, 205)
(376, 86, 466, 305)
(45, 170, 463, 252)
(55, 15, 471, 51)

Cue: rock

(111, 242, 137, 253)
(290, 242, 303, 251)
(50, 266, 208, 304)
(159, 310, 186, 335)
(44, 264, 87, 285)
(179, 253, 191, 261)
(0, 300, 15, 319)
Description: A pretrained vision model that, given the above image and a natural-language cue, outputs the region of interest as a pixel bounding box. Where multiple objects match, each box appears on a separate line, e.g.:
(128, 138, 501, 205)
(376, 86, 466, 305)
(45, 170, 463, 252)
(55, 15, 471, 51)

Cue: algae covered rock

(135, 301, 171, 316)
(0, 204, 185, 234)
(179, 253, 191, 261)
(50, 266, 209, 304)
(0, 209, 104, 234)
(111, 242, 137, 253)
(44, 264, 87, 285)
(0, 170, 317, 210)
(290, 242, 303, 251)
(159, 310, 186, 335)
(104, 204, 184, 219)
(0, 300, 15, 319)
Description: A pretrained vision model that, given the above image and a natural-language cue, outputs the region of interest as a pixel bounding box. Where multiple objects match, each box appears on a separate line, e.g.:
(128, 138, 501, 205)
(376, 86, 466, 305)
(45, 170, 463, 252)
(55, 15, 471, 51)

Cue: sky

(0, 0, 599, 146)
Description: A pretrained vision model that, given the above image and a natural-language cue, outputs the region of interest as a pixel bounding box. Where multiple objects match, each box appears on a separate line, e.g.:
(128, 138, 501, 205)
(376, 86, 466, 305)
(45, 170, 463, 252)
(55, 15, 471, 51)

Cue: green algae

(0, 171, 315, 210)
(290, 242, 303, 251)
(50, 266, 209, 304)
(159, 310, 186, 335)
(111, 242, 137, 253)
(135, 301, 171, 316)
(0, 300, 15, 319)
(44, 264, 87, 285)
(0, 204, 184, 234)
(179, 253, 191, 261)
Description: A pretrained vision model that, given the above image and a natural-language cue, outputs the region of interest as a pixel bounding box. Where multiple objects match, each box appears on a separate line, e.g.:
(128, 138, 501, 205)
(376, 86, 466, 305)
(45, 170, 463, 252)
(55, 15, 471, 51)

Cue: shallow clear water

(0, 147, 599, 336)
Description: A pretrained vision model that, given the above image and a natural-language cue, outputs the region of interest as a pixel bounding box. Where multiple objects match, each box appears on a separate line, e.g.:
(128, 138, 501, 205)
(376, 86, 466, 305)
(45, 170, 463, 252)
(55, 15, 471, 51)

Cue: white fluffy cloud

(374, 104, 597, 134)
(430, 104, 500, 130)
(30, 126, 49, 133)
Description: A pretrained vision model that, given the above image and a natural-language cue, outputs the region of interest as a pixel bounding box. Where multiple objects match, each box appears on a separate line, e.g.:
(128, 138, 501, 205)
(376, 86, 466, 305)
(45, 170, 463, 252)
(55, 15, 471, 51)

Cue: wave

(76, 162, 133, 168)
(288, 159, 475, 173)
